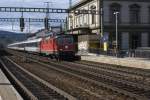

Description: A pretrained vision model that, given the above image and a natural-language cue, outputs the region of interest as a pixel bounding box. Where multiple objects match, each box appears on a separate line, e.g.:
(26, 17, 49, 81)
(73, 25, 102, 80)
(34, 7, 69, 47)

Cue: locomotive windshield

(65, 37, 73, 44)
(57, 36, 73, 45)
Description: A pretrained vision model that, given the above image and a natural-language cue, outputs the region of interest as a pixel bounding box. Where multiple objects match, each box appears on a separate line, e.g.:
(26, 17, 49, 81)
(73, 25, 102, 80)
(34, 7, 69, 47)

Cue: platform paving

(81, 53, 150, 69)
(0, 69, 23, 100)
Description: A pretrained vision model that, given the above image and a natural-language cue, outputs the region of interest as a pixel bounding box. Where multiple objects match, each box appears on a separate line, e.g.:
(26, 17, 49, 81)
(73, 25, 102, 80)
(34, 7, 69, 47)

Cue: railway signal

(44, 17, 49, 30)
(0, 18, 66, 32)
(20, 17, 25, 32)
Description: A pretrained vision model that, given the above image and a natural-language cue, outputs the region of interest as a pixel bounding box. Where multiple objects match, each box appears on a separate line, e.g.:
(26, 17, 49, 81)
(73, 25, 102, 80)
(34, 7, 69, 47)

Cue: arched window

(129, 4, 140, 24)
(109, 3, 121, 24)
(148, 7, 150, 23)
(82, 9, 87, 25)
(91, 5, 96, 24)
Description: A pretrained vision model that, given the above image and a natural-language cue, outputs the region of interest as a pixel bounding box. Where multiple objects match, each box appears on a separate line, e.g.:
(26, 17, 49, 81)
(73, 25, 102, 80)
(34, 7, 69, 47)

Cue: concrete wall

(78, 34, 100, 54)
(69, 0, 150, 54)
(121, 32, 129, 50)
(78, 35, 89, 54)
(69, 0, 99, 30)
(104, 1, 150, 23)
(141, 33, 149, 47)
(70, 1, 150, 28)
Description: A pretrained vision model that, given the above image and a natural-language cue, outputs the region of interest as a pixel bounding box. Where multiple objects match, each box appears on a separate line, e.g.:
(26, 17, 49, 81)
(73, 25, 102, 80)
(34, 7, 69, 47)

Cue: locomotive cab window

(65, 37, 73, 44)
(57, 38, 63, 45)
(57, 36, 73, 45)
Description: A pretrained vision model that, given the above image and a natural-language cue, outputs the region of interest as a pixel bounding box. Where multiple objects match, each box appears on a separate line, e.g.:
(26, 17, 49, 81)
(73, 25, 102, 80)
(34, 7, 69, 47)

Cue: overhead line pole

(44, 2, 52, 18)
(44, 2, 53, 31)
(114, 12, 119, 57)
(100, 0, 103, 37)
(21, 0, 24, 17)
(69, 0, 73, 34)
(99, 0, 104, 50)
(29, 18, 31, 33)
(69, 0, 72, 8)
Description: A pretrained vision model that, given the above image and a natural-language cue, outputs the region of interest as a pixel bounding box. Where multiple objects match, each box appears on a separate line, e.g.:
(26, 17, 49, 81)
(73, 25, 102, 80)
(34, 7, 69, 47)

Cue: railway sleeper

(75, 62, 148, 85)
(35, 57, 150, 97)
(98, 74, 145, 91)
(63, 64, 150, 98)
(7, 57, 76, 100)
(31, 59, 150, 100)
(80, 61, 150, 78)
(121, 84, 147, 94)
(8, 53, 146, 100)
(144, 90, 150, 97)
(50, 60, 150, 96)
(67, 67, 149, 98)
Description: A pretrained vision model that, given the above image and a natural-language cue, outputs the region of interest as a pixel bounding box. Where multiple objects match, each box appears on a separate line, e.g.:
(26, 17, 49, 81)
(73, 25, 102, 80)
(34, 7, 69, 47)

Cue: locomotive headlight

(65, 45, 68, 49)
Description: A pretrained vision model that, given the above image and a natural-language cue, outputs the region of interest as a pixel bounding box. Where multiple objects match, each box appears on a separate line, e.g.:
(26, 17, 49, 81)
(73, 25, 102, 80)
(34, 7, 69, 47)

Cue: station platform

(0, 69, 23, 100)
(81, 53, 150, 69)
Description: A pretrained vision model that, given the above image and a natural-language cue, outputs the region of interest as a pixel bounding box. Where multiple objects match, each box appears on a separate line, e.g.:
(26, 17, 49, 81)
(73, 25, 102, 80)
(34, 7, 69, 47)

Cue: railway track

(32, 58, 150, 100)
(0, 56, 76, 100)
(64, 61, 150, 85)
(75, 60, 150, 78)
(7, 50, 150, 100)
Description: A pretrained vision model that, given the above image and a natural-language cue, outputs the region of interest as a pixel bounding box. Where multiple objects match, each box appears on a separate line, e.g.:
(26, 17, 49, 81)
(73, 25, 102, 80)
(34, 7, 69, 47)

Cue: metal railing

(135, 48, 150, 58)
(88, 48, 150, 58)
(89, 48, 127, 57)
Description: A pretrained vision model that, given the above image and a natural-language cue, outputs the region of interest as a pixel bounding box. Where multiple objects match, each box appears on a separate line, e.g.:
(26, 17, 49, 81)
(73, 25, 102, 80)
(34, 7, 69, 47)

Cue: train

(8, 34, 75, 60)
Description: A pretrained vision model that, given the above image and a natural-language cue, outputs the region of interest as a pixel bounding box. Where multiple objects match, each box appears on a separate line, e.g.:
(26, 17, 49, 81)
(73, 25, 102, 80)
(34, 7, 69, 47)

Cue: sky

(0, 0, 80, 33)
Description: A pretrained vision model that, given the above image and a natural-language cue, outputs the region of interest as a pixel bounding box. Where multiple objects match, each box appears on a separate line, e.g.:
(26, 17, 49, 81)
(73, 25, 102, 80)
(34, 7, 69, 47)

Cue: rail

(0, 56, 76, 100)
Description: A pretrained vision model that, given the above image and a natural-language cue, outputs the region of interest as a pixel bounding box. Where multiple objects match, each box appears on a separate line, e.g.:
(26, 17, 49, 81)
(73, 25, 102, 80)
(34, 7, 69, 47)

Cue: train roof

(43, 34, 73, 40)
(56, 35, 73, 38)
(24, 38, 42, 43)
(8, 38, 42, 46)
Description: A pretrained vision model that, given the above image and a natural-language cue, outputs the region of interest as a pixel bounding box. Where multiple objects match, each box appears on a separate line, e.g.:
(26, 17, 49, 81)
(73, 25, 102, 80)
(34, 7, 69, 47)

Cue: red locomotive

(40, 34, 75, 59)
(8, 34, 75, 60)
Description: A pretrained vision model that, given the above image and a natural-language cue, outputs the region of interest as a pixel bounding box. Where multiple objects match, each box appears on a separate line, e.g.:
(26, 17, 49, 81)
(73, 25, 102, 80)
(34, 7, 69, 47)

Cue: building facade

(68, 0, 150, 54)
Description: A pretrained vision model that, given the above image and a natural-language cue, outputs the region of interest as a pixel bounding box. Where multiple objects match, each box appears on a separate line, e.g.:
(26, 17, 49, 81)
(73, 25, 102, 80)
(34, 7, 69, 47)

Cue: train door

(72, 35, 78, 53)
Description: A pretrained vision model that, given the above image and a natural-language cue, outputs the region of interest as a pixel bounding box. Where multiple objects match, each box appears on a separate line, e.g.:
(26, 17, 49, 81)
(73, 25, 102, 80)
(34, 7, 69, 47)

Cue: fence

(89, 48, 128, 57)
(78, 47, 150, 58)
(135, 48, 150, 58)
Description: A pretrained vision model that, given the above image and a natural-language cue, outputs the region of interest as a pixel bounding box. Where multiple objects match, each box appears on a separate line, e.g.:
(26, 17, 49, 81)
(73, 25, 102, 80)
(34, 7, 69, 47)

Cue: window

(65, 37, 73, 44)
(110, 3, 121, 24)
(149, 33, 150, 46)
(79, 15, 82, 26)
(76, 16, 78, 27)
(129, 4, 140, 24)
(57, 36, 73, 45)
(83, 14, 86, 24)
(57, 38, 63, 45)
(91, 5, 96, 24)
(149, 7, 150, 23)
(83, 9, 88, 25)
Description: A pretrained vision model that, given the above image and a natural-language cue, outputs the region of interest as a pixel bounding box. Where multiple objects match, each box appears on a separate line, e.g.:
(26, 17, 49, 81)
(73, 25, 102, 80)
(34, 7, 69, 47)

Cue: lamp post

(69, 15, 73, 34)
(100, 0, 103, 37)
(99, 0, 104, 52)
(113, 11, 119, 57)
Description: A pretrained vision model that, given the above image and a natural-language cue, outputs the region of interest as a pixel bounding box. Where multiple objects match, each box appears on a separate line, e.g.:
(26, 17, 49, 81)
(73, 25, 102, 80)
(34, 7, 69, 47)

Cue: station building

(68, 0, 150, 54)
